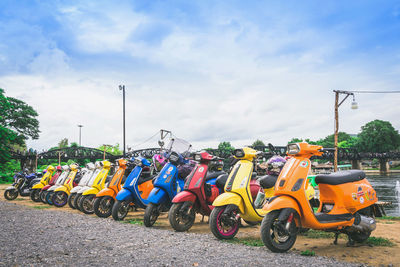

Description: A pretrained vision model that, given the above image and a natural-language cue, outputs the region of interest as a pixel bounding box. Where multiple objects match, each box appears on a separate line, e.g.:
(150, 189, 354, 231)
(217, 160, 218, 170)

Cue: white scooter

(68, 163, 96, 209)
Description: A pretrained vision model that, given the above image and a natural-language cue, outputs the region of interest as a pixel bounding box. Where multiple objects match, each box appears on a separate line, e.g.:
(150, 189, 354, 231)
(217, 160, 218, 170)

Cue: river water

(368, 174, 400, 216)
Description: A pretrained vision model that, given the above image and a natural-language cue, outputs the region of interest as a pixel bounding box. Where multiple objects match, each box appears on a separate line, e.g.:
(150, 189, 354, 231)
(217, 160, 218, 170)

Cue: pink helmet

(153, 154, 167, 171)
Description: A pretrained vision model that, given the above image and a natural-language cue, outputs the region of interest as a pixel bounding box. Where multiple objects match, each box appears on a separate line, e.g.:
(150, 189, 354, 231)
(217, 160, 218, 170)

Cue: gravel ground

(0, 201, 360, 266)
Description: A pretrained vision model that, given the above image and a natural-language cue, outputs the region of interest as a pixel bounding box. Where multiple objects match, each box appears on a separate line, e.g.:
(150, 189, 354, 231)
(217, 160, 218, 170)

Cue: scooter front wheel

(68, 193, 77, 209)
(52, 191, 68, 207)
(75, 194, 83, 211)
(94, 196, 114, 218)
(209, 206, 240, 239)
(260, 210, 297, 253)
(144, 203, 160, 227)
(30, 189, 41, 202)
(4, 189, 18, 200)
(46, 191, 54, 205)
(39, 191, 47, 203)
(80, 195, 95, 214)
(111, 200, 130, 221)
(169, 202, 196, 232)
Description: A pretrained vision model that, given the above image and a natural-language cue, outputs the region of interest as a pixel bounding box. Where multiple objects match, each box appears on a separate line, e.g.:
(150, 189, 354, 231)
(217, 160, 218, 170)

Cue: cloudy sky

(1, 0, 400, 151)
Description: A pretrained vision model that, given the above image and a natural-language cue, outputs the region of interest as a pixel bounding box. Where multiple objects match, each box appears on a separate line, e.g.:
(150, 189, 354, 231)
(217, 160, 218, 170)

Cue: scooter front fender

(116, 188, 133, 202)
(172, 191, 196, 204)
(6, 186, 16, 190)
(262, 195, 301, 217)
(147, 187, 168, 205)
(32, 183, 44, 190)
(96, 187, 115, 198)
(54, 186, 68, 193)
(212, 192, 244, 214)
(82, 188, 99, 196)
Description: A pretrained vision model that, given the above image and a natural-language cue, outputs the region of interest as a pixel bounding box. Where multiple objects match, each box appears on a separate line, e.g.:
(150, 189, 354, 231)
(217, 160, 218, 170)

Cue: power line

(131, 131, 160, 148)
(348, 90, 400, 93)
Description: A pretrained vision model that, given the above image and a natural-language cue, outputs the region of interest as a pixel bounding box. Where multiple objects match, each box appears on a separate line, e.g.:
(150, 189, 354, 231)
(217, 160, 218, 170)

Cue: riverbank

(1, 184, 399, 266)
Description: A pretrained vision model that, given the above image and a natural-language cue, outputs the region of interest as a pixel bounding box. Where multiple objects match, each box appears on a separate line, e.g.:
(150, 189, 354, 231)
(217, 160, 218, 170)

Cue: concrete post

(379, 159, 390, 174)
(351, 159, 362, 170)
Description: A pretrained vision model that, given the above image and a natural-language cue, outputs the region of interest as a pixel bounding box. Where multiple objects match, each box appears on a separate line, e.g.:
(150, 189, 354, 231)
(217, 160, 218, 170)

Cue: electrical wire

(130, 130, 160, 148)
(348, 90, 400, 93)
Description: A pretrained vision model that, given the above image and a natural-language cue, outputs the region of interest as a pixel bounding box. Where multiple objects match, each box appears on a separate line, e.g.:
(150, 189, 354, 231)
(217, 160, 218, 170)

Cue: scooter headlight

(169, 152, 180, 164)
(233, 149, 245, 158)
(287, 143, 300, 155)
(134, 158, 142, 167)
(194, 153, 202, 161)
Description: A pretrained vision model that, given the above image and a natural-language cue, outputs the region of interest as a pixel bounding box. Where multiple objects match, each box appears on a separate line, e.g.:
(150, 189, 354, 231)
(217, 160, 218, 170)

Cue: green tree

(252, 139, 265, 147)
(318, 132, 352, 148)
(97, 143, 123, 156)
(288, 138, 304, 144)
(217, 141, 235, 156)
(58, 138, 69, 148)
(357, 120, 400, 153)
(70, 142, 79, 148)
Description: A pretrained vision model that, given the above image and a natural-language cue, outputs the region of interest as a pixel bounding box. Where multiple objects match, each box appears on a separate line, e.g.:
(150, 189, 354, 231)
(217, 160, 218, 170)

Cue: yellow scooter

(30, 165, 55, 202)
(78, 160, 112, 214)
(52, 163, 80, 207)
(209, 147, 315, 239)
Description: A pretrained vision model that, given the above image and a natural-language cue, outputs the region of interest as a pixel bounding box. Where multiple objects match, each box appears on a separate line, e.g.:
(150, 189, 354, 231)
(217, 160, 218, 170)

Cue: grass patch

(300, 250, 315, 256)
(376, 216, 400, 221)
(14, 198, 25, 201)
(366, 237, 395, 247)
(32, 206, 51, 210)
(300, 229, 340, 239)
(224, 237, 264, 247)
(123, 219, 144, 225)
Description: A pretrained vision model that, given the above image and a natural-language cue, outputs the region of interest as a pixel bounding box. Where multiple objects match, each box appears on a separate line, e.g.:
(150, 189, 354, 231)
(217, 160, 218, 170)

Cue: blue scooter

(111, 156, 155, 221)
(4, 170, 43, 200)
(143, 150, 190, 227)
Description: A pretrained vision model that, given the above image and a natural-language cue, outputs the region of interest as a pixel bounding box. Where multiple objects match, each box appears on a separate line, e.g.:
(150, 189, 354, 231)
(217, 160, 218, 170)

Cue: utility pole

(333, 90, 357, 172)
(78, 125, 83, 146)
(119, 85, 126, 157)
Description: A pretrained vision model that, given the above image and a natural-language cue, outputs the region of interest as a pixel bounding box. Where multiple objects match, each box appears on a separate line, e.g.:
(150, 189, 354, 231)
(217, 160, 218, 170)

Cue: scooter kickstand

(333, 233, 339, 245)
(346, 235, 355, 247)
(201, 215, 204, 223)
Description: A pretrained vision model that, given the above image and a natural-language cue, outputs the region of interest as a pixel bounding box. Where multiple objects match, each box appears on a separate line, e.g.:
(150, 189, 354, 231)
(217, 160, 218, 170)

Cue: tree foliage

(357, 120, 400, 153)
(97, 143, 123, 155)
(58, 138, 69, 148)
(0, 89, 40, 164)
(252, 139, 265, 147)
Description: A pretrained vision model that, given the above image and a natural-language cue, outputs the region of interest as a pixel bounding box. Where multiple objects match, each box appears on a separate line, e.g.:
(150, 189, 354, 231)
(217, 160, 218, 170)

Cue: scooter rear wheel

(80, 195, 95, 214)
(68, 193, 77, 209)
(168, 202, 196, 232)
(111, 200, 129, 221)
(4, 189, 18, 200)
(94, 196, 114, 218)
(209, 206, 240, 239)
(30, 189, 41, 202)
(144, 203, 160, 227)
(260, 210, 297, 253)
(52, 191, 68, 207)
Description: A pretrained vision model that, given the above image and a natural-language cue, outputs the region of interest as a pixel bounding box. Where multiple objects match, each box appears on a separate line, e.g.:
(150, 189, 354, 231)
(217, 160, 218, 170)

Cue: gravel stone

(0, 201, 360, 266)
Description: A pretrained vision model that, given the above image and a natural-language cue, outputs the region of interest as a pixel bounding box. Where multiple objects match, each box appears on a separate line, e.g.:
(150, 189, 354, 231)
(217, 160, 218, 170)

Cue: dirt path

(1, 184, 399, 266)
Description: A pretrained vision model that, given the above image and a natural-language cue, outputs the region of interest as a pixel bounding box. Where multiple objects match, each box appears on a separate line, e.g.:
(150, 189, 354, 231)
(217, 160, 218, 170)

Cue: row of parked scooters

(4, 138, 379, 253)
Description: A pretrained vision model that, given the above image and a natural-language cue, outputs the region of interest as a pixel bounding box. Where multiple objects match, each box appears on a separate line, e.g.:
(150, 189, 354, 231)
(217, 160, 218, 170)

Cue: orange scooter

(93, 158, 128, 218)
(260, 142, 378, 252)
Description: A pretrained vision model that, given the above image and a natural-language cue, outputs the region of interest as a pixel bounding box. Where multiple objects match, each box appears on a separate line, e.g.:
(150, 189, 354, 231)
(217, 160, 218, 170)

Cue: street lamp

(333, 90, 358, 172)
(77, 124, 83, 146)
(119, 85, 126, 157)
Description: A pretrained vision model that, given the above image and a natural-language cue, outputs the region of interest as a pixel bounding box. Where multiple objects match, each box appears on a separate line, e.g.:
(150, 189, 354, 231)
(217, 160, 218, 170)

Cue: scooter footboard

(212, 192, 245, 214)
(116, 188, 133, 202)
(172, 191, 196, 204)
(147, 188, 168, 205)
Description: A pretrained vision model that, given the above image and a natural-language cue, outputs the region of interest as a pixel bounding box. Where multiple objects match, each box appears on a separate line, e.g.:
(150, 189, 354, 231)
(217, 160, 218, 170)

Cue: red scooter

(168, 151, 226, 231)
(39, 166, 63, 203)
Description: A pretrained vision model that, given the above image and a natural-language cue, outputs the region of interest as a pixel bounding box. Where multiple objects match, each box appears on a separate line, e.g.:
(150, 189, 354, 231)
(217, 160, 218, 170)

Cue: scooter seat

(138, 174, 155, 185)
(205, 171, 226, 181)
(258, 175, 278, 189)
(315, 170, 366, 185)
(216, 174, 229, 190)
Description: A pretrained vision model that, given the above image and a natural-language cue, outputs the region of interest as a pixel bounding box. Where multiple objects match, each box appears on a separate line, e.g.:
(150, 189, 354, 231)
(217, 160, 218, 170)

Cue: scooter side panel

(212, 192, 245, 214)
(116, 188, 134, 202)
(70, 186, 83, 193)
(82, 187, 99, 196)
(54, 185, 68, 193)
(32, 183, 45, 189)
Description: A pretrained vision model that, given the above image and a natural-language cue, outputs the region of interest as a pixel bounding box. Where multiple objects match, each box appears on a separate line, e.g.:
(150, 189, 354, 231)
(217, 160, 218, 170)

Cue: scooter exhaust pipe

(349, 215, 376, 232)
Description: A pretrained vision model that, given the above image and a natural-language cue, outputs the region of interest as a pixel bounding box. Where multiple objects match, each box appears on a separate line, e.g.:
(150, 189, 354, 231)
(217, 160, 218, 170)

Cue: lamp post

(333, 90, 358, 172)
(119, 85, 126, 157)
(77, 124, 83, 146)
